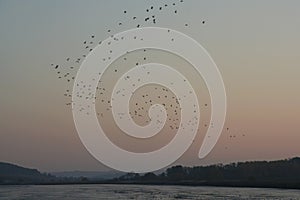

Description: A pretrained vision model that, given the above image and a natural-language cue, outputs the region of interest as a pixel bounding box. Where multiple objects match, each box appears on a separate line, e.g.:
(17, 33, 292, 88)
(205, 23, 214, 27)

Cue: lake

(0, 184, 300, 199)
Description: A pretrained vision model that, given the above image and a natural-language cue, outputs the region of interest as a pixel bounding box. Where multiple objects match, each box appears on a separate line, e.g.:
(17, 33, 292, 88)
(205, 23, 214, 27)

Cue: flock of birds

(129, 86, 181, 128)
(51, 0, 206, 101)
(50, 0, 245, 150)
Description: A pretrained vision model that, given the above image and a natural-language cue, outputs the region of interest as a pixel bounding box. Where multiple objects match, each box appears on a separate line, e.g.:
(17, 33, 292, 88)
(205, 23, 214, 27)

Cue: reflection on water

(0, 184, 300, 200)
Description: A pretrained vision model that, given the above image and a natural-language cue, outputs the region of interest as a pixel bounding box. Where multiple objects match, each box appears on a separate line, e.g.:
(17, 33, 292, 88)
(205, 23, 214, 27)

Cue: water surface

(0, 184, 299, 199)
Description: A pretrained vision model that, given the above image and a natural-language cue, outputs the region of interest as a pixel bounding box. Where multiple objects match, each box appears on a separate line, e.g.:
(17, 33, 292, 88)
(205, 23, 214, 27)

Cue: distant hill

(115, 157, 300, 189)
(2, 157, 300, 189)
(0, 162, 55, 184)
(51, 170, 124, 180)
(0, 162, 123, 185)
(0, 162, 40, 176)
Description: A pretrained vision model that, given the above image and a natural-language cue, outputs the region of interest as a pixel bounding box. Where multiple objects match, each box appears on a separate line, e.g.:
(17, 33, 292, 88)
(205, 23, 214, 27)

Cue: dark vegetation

(0, 162, 88, 185)
(1, 158, 300, 189)
(114, 157, 300, 189)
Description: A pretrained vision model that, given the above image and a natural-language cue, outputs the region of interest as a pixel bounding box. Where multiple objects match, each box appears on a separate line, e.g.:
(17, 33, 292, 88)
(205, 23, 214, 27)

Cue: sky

(0, 0, 300, 172)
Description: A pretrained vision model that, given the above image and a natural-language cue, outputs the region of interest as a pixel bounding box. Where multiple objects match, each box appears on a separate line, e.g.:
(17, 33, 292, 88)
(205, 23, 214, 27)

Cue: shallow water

(0, 184, 300, 200)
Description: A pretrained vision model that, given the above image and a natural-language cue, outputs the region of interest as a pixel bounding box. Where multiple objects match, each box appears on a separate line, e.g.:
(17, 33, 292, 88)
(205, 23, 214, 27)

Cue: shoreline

(2, 181, 300, 190)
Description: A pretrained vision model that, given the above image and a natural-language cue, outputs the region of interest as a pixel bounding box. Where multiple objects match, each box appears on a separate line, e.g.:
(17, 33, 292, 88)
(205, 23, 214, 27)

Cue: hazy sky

(0, 0, 300, 172)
